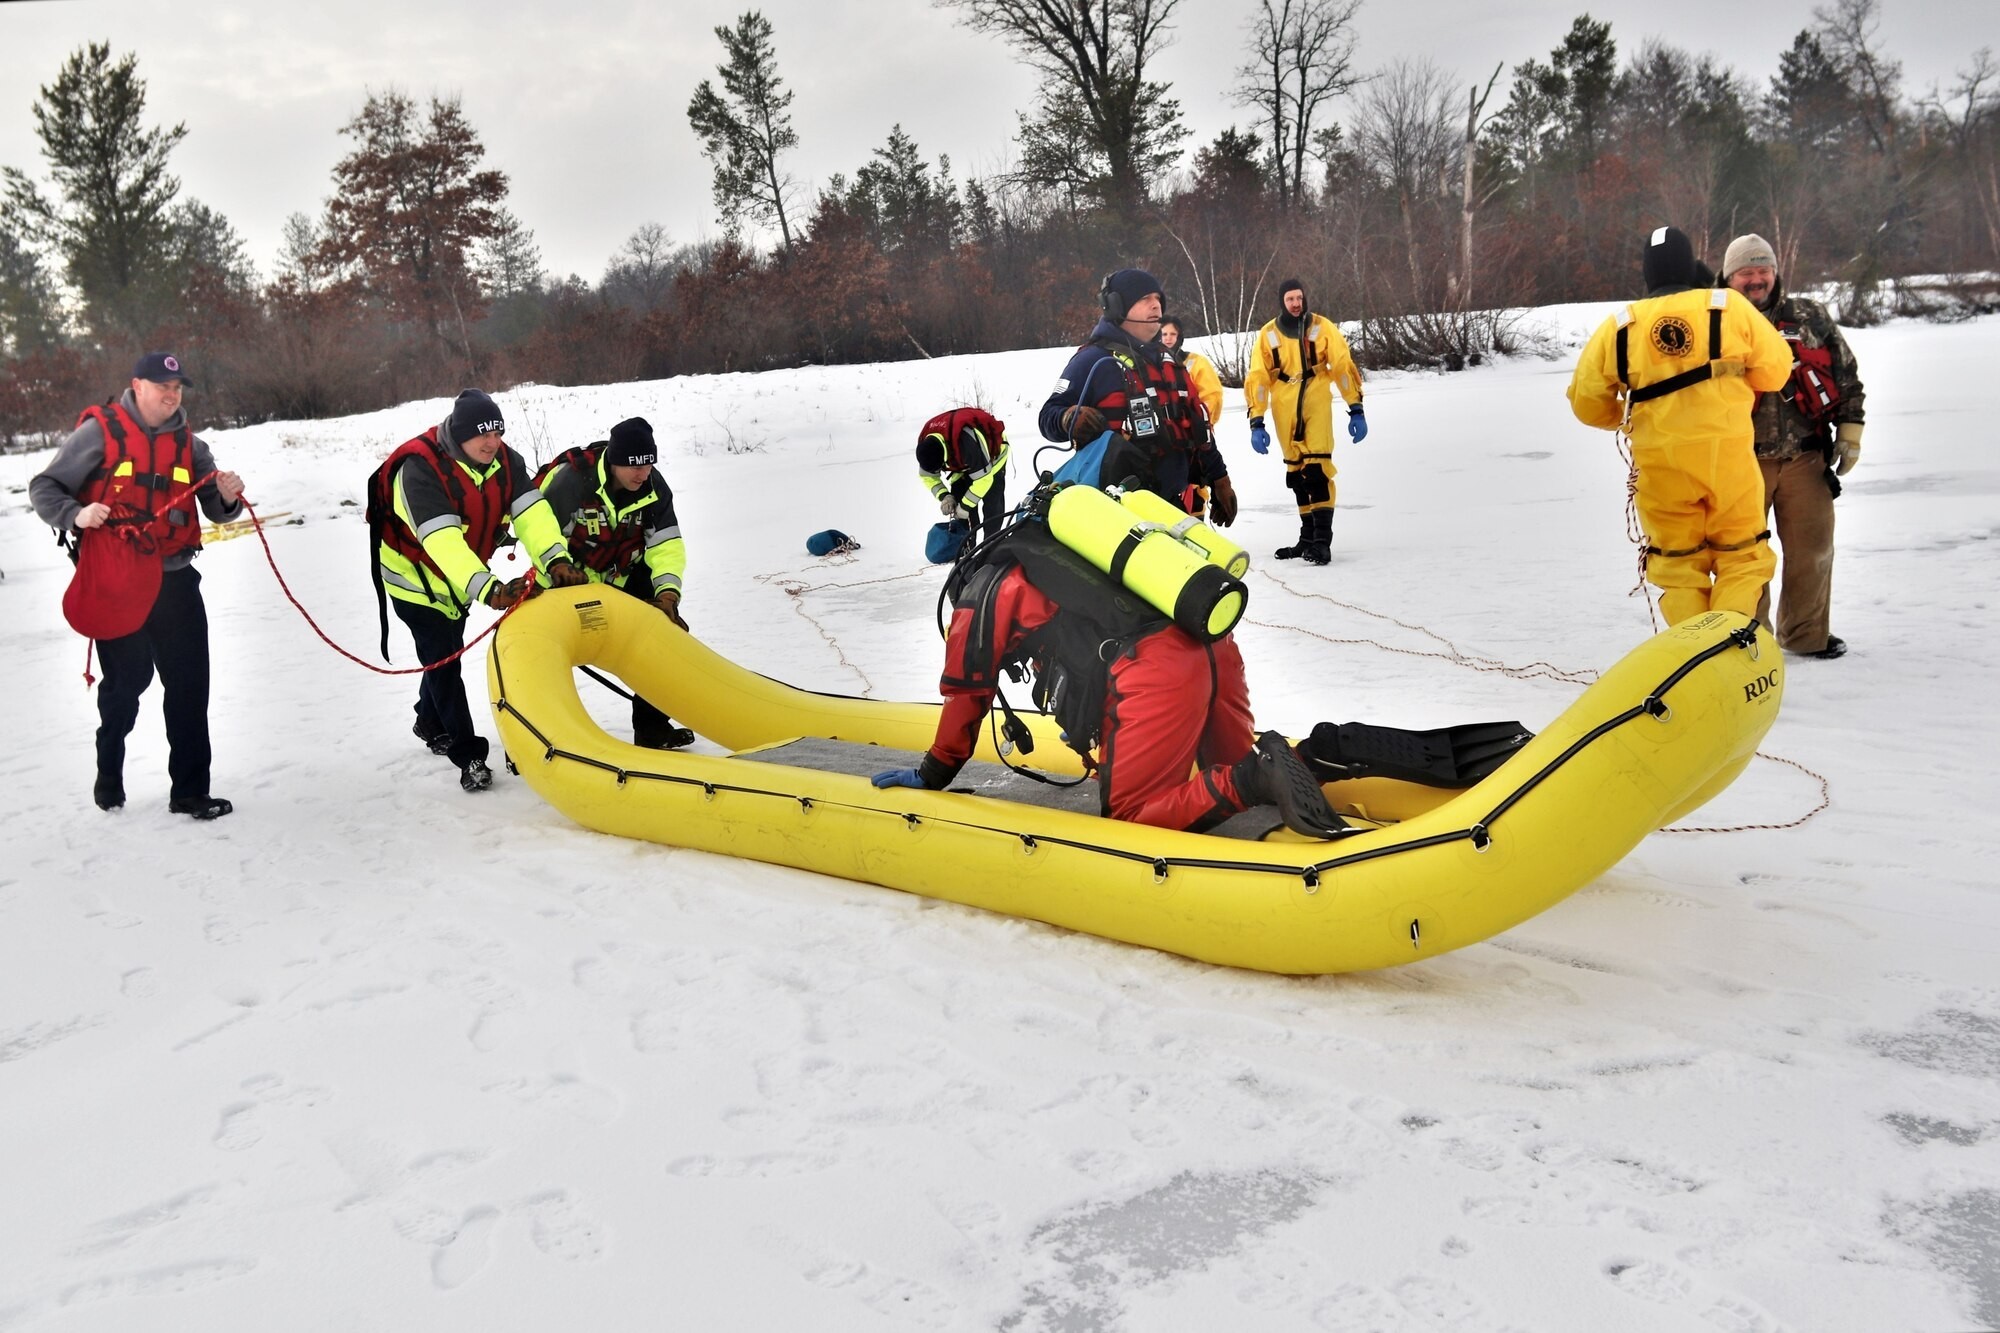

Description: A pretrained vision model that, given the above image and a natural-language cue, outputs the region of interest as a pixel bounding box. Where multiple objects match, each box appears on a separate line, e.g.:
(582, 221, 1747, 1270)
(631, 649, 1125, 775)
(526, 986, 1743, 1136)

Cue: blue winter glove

(1249, 419, 1270, 454)
(1348, 406, 1368, 442)
(871, 768, 928, 789)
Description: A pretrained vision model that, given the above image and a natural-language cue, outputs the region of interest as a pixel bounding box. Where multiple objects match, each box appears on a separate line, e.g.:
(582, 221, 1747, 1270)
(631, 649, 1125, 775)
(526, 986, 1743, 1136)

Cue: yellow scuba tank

(1045, 483, 1247, 642)
(1114, 485, 1250, 578)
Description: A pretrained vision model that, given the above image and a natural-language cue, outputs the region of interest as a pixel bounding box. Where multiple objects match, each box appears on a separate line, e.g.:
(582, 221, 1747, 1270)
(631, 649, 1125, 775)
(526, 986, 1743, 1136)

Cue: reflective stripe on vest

(376, 430, 514, 577)
(76, 402, 201, 557)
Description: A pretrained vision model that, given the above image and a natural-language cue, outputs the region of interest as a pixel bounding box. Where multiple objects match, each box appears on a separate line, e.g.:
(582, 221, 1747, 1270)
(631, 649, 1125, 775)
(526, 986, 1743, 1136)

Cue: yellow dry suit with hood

(1244, 311, 1362, 486)
(1568, 226, 1793, 624)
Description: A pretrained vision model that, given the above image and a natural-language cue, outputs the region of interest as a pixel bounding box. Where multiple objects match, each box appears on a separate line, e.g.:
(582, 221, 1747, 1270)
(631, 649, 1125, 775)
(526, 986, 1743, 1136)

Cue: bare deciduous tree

(1233, 0, 1364, 209)
(938, 0, 1184, 217)
(603, 223, 679, 314)
(1355, 59, 1461, 305)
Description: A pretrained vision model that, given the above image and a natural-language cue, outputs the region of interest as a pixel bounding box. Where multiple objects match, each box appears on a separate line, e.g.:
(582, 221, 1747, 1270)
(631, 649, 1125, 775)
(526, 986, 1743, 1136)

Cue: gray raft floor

(735, 737, 1288, 842)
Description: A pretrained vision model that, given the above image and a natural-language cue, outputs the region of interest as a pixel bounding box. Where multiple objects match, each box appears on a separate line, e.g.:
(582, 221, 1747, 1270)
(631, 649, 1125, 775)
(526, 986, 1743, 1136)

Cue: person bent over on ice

(916, 406, 1010, 548)
(869, 521, 1343, 839)
(1568, 227, 1792, 626)
(1243, 278, 1365, 565)
(538, 416, 696, 749)
(30, 351, 245, 820)
(1036, 268, 1239, 525)
(369, 388, 585, 792)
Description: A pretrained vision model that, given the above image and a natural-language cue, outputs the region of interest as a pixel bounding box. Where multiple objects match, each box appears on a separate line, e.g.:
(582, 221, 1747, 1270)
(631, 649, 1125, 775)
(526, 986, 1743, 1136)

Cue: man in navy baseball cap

(133, 352, 195, 386)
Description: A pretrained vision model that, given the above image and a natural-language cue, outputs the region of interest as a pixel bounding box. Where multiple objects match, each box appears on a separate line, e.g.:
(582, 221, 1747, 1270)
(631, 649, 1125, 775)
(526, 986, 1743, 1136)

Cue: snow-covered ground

(2, 303, 1996, 1332)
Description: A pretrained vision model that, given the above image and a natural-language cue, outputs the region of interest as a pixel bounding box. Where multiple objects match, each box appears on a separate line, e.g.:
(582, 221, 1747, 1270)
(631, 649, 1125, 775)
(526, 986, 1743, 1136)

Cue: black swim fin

(1301, 720, 1532, 789)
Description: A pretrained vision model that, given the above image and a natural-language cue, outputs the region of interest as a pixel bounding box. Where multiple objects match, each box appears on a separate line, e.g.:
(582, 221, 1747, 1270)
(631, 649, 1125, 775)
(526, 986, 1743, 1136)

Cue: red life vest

(1775, 319, 1841, 422)
(369, 427, 515, 578)
(918, 407, 1005, 472)
(75, 400, 202, 560)
(1086, 338, 1208, 454)
(535, 446, 648, 577)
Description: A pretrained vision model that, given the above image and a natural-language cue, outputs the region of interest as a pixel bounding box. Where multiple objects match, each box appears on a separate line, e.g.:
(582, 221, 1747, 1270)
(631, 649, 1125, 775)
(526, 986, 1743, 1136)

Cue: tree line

(2, 1, 1996, 444)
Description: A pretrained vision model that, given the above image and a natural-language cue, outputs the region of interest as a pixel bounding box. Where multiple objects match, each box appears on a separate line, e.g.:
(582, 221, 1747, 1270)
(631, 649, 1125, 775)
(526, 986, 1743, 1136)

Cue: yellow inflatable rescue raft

(488, 590, 1781, 974)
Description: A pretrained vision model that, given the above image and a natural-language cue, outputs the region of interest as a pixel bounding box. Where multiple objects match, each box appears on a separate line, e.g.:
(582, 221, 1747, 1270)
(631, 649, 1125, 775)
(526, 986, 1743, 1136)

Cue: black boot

(413, 717, 454, 757)
(636, 722, 696, 750)
(1231, 732, 1347, 839)
(1274, 517, 1312, 561)
(94, 774, 125, 811)
(1303, 509, 1333, 565)
(169, 795, 234, 820)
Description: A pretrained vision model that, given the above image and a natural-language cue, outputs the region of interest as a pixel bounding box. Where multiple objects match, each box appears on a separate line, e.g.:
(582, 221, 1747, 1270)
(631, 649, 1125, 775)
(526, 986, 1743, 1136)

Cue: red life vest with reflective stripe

(75, 401, 201, 559)
(1086, 338, 1208, 453)
(535, 446, 647, 577)
(1774, 318, 1841, 423)
(372, 428, 514, 577)
(918, 407, 1005, 472)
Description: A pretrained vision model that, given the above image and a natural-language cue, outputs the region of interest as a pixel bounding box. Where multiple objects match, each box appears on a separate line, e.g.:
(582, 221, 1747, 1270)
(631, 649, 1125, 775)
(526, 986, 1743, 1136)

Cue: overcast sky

(2, 0, 1992, 283)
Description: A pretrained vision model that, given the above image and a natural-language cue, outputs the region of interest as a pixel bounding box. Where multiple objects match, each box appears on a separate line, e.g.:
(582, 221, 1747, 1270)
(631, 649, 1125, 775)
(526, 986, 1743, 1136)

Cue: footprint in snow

(1701, 1293, 1788, 1332)
(1605, 1257, 1693, 1303)
(523, 1191, 607, 1263)
(56, 1257, 259, 1311)
(665, 1151, 835, 1179)
(429, 1206, 500, 1290)
(212, 1102, 263, 1151)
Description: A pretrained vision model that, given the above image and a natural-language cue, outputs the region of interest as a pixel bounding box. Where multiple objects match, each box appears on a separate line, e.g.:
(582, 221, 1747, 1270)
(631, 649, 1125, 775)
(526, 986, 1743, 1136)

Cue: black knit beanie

(449, 389, 504, 442)
(605, 417, 658, 468)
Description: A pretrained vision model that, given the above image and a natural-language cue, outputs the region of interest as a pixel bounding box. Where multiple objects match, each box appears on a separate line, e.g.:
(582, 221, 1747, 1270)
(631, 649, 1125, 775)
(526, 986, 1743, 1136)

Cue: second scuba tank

(1045, 483, 1247, 642)
(1114, 485, 1250, 578)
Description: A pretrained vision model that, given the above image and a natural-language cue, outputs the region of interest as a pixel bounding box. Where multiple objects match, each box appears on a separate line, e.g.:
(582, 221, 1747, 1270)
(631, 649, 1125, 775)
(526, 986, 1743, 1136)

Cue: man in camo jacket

(1720, 233, 1867, 660)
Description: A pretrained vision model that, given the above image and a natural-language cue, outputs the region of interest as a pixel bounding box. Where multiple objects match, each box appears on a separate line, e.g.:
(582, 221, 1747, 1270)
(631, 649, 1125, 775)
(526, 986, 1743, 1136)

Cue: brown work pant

(1756, 454, 1837, 653)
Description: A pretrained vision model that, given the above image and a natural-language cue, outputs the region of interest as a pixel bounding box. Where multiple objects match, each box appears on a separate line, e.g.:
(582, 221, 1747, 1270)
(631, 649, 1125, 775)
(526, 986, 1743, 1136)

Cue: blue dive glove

(1348, 406, 1368, 442)
(1249, 419, 1270, 454)
(872, 768, 929, 789)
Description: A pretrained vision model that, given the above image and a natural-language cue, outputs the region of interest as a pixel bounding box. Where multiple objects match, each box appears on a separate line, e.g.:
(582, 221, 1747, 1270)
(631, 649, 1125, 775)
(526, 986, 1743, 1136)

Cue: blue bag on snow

(806, 528, 858, 556)
(925, 519, 970, 564)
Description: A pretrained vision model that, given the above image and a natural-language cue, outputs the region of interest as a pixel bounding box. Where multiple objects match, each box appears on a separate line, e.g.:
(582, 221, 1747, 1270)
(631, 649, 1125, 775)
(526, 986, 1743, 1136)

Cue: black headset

(1099, 272, 1126, 322)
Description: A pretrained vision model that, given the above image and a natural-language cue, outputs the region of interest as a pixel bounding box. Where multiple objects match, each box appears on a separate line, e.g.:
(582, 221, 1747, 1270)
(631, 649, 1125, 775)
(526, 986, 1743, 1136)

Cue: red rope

(234, 496, 533, 675)
(76, 487, 534, 686)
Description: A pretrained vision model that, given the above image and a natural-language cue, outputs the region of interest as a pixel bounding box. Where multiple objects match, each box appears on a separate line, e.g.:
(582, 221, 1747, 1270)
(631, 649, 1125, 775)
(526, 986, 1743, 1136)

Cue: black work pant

(96, 564, 213, 802)
(609, 572, 680, 744)
(971, 475, 1008, 545)
(392, 597, 489, 768)
(948, 475, 1008, 548)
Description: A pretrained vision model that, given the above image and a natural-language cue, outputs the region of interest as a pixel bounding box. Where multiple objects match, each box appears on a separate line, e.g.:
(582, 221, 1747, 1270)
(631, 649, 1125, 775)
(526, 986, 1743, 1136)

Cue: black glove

(546, 559, 590, 587)
(485, 575, 538, 610)
(1060, 405, 1107, 442)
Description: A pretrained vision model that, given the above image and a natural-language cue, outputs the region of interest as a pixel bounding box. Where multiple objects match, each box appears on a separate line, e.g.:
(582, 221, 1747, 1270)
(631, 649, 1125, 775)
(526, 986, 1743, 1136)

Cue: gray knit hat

(1721, 234, 1778, 279)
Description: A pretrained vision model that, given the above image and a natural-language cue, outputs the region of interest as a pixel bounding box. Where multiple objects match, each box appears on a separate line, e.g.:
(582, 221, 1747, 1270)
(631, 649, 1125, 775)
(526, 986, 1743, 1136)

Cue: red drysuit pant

(1097, 628, 1255, 830)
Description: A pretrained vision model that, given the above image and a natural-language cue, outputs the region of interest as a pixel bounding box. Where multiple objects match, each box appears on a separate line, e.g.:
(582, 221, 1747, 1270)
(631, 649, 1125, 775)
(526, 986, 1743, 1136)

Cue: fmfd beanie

(605, 417, 658, 468)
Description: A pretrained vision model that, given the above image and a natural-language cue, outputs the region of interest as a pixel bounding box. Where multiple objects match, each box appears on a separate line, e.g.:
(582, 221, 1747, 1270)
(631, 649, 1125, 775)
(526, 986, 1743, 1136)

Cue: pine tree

(0, 43, 189, 339)
(0, 220, 66, 357)
(686, 12, 801, 251)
